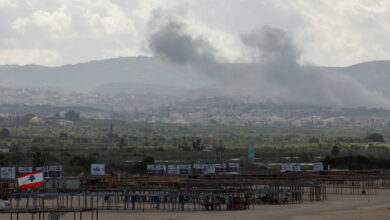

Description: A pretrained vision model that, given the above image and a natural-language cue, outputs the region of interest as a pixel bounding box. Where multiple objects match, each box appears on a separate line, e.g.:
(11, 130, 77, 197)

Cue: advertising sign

(282, 163, 301, 172)
(0, 148, 9, 153)
(0, 167, 15, 179)
(215, 163, 227, 173)
(178, 164, 191, 175)
(313, 163, 324, 171)
(49, 165, 62, 177)
(203, 164, 216, 174)
(91, 164, 105, 175)
(192, 164, 203, 174)
(35, 166, 49, 177)
(18, 167, 33, 175)
(146, 165, 166, 175)
(228, 163, 240, 173)
(167, 165, 180, 175)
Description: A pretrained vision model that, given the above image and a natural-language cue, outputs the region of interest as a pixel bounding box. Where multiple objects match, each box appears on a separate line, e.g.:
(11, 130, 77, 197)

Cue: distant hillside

(0, 86, 181, 111)
(0, 104, 101, 117)
(2, 55, 390, 123)
(338, 60, 390, 93)
(1, 57, 390, 100)
(0, 56, 210, 92)
(91, 83, 188, 96)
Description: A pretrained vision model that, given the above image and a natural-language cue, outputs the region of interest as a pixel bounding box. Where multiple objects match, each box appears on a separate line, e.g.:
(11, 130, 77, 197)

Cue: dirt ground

(2, 191, 390, 220)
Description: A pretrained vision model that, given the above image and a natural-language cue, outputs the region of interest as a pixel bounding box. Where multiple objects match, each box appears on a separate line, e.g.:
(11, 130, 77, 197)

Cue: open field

(2, 119, 390, 175)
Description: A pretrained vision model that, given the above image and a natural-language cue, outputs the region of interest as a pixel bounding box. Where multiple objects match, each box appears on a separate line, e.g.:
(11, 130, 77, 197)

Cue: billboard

(146, 165, 166, 175)
(0, 167, 15, 179)
(215, 163, 227, 173)
(18, 167, 33, 175)
(203, 164, 216, 174)
(49, 165, 62, 177)
(91, 164, 105, 175)
(178, 164, 191, 175)
(282, 163, 301, 172)
(0, 148, 9, 153)
(313, 163, 324, 171)
(147, 163, 241, 175)
(192, 164, 203, 174)
(228, 163, 240, 173)
(35, 166, 62, 177)
(35, 166, 49, 177)
(167, 165, 180, 175)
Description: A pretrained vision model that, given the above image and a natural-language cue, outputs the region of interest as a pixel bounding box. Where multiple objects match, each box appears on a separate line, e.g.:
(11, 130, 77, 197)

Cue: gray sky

(1, 0, 390, 67)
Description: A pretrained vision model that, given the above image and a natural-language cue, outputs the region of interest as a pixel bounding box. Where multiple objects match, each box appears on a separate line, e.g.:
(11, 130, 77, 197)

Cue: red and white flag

(18, 170, 44, 189)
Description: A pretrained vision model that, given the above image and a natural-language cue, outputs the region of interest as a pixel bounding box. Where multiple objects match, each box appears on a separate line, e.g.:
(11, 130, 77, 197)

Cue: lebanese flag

(18, 170, 44, 189)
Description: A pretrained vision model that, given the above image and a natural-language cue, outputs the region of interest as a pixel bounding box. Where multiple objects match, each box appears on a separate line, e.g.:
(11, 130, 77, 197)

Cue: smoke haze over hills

(1, 56, 390, 109)
(148, 20, 390, 108)
(0, 19, 390, 109)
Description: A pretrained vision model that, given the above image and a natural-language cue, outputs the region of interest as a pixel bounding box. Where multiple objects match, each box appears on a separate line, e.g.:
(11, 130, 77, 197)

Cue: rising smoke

(149, 21, 224, 78)
(149, 20, 390, 108)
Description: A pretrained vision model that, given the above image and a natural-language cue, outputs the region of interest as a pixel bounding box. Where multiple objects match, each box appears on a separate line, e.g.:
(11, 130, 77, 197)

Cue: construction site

(0, 169, 389, 219)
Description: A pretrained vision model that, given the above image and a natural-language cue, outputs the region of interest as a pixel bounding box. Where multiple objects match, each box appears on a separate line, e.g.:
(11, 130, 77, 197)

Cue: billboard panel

(49, 165, 62, 177)
(167, 165, 179, 175)
(282, 163, 301, 172)
(192, 164, 203, 174)
(0, 148, 9, 153)
(146, 165, 166, 175)
(215, 163, 227, 173)
(36, 166, 49, 177)
(203, 164, 215, 174)
(228, 163, 240, 173)
(313, 163, 324, 171)
(18, 167, 33, 175)
(167, 169, 180, 175)
(91, 164, 105, 175)
(1, 167, 15, 179)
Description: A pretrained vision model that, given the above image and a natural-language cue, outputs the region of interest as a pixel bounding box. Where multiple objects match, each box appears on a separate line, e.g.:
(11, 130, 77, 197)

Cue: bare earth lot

(2, 191, 390, 220)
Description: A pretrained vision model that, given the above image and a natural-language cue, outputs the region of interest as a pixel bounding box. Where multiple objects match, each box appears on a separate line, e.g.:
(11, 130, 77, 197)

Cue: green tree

(143, 137, 150, 146)
(59, 132, 68, 138)
(9, 152, 22, 165)
(142, 156, 155, 164)
(215, 146, 225, 152)
(131, 162, 147, 174)
(331, 146, 340, 156)
(308, 137, 319, 143)
(299, 151, 309, 162)
(69, 155, 95, 171)
(117, 138, 126, 151)
(107, 124, 114, 138)
(178, 144, 191, 151)
(365, 133, 385, 142)
(64, 110, 81, 121)
(0, 153, 8, 166)
(209, 119, 217, 124)
(109, 124, 113, 134)
(32, 152, 45, 168)
(0, 128, 10, 138)
(192, 138, 203, 151)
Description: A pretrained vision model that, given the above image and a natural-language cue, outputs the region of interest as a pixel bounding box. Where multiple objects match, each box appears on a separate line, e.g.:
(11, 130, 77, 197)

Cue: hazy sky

(1, 0, 390, 67)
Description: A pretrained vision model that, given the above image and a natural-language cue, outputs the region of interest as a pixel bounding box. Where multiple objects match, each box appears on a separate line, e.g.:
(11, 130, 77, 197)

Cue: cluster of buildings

(291, 116, 386, 128)
(146, 163, 240, 175)
(0, 114, 47, 127)
(259, 162, 324, 171)
(0, 165, 62, 179)
(0, 114, 30, 127)
(133, 110, 389, 128)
